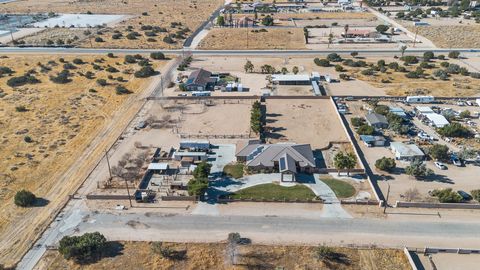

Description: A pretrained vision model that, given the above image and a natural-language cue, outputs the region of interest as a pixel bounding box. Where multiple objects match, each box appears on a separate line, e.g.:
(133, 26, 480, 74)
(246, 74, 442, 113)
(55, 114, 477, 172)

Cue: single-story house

(360, 135, 386, 147)
(271, 74, 311, 85)
(185, 68, 216, 91)
(179, 140, 210, 151)
(236, 16, 255, 27)
(425, 113, 449, 128)
(365, 113, 389, 129)
(236, 141, 316, 182)
(390, 142, 424, 161)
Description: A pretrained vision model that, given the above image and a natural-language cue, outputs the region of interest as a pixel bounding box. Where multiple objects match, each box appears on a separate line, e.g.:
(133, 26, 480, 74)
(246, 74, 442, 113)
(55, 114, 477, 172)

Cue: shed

(389, 107, 407, 118)
(416, 106, 434, 115)
(147, 163, 169, 173)
(390, 142, 424, 161)
(180, 140, 210, 151)
(365, 113, 389, 129)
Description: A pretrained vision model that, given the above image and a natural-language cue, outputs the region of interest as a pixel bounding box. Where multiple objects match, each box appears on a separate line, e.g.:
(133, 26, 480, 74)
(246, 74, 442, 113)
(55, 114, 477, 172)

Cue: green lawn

(320, 178, 356, 198)
(223, 163, 244, 179)
(231, 183, 317, 200)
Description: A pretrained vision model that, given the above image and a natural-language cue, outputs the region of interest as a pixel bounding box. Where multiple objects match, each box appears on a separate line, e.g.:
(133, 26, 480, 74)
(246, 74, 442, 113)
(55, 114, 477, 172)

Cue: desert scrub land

(315, 54, 480, 97)
(37, 241, 410, 270)
(407, 25, 480, 48)
(198, 28, 306, 50)
(0, 0, 223, 49)
(0, 54, 166, 266)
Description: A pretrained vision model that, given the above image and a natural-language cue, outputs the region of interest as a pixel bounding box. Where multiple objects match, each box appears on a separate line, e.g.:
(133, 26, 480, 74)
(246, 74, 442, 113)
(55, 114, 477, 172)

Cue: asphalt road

(77, 212, 480, 248)
(0, 46, 479, 56)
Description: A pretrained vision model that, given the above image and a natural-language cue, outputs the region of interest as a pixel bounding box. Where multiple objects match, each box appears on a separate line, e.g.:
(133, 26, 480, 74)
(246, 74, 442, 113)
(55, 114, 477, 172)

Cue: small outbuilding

(360, 135, 386, 147)
(425, 113, 449, 128)
(271, 74, 311, 85)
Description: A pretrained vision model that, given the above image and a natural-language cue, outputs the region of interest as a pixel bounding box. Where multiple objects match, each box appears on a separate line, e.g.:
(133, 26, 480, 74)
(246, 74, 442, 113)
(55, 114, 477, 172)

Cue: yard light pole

(383, 183, 390, 214)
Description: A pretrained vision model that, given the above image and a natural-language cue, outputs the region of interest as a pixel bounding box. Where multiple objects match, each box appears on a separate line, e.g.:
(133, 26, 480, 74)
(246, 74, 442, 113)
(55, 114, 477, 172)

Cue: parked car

(134, 121, 147, 130)
(458, 190, 472, 201)
(451, 155, 463, 167)
(434, 162, 447, 170)
(178, 93, 187, 97)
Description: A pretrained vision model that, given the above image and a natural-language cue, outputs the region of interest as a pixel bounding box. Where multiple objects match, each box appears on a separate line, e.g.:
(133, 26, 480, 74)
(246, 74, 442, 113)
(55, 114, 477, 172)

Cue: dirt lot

(17, 28, 88, 46)
(0, 54, 166, 266)
(265, 98, 349, 149)
(36, 241, 410, 270)
(198, 28, 306, 50)
(0, 0, 223, 49)
(416, 252, 480, 270)
(407, 25, 480, 48)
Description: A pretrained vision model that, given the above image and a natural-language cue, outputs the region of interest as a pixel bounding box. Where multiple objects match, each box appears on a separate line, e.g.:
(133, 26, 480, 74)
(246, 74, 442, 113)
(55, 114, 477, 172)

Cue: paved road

(75, 211, 480, 248)
(0, 46, 479, 56)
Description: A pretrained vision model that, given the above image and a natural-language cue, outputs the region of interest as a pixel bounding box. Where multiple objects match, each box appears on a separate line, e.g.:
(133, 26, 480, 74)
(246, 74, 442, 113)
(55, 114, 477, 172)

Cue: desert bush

(14, 190, 36, 207)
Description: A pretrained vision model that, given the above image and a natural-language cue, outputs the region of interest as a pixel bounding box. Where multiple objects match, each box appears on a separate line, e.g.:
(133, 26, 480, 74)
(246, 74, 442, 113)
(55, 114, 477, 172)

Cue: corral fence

(395, 201, 480, 210)
(161, 196, 197, 202)
(217, 196, 324, 204)
(178, 133, 250, 139)
(86, 194, 133, 200)
(407, 246, 480, 255)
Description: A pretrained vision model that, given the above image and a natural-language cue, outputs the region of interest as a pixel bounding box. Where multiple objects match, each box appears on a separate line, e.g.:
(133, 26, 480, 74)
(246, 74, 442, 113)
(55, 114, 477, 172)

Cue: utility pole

(383, 183, 390, 214)
(413, 27, 418, 48)
(124, 177, 133, 208)
(105, 150, 112, 180)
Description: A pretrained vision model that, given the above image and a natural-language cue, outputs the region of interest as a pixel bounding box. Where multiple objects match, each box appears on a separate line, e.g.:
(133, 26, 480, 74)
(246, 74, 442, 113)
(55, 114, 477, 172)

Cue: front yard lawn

(223, 163, 244, 179)
(320, 178, 356, 198)
(231, 183, 316, 200)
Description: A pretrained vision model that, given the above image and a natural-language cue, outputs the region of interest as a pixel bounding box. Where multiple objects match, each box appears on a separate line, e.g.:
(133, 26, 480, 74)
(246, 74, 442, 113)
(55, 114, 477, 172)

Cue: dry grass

(346, 61, 480, 97)
(18, 28, 88, 46)
(0, 0, 223, 49)
(198, 28, 306, 50)
(408, 25, 480, 48)
(272, 12, 376, 20)
(0, 54, 166, 266)
(38, 241, 411, 270)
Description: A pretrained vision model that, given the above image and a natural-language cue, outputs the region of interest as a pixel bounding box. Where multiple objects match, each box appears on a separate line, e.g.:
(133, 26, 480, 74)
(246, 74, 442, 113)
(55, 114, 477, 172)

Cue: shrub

(459, 110, 471, 119)
(471, 190, 480, 202)
(7, 74, 40, 87)
(14, 190, 36, 207)
(357, 125, 375, 135)
(433, 69, 448, 80)
(375, 157, 396, 172)
(339, 73, 350, 80)
(126, 32, 137, 40)
(375, 24, 389, 33)
(134, 66, 156, 78)
(50, 70, 71, 84)
(431, 188, 462, 203)
(59, 232, 107, 263)
(63, 63, 77, 70)
(0, 66, 14, 77)
(326, 53, 342, 62)
(94, 37, 104, 42)
(314, 58, 330, 67)
(361, 69, 374, 76)
(405, 159, 433, 179)
(96, 79, 108, 86)
(400, 55, 418, 65)
(374, 105, 389, 115)
(448, 51, 460, 59)
(115, 85, 131, 95)
(470, 72, 480, 79)
(150, 52, 166, 60)
(187, 177, 208, 196)
(124, 55, 136, 64)
(105, 66, 119, 73)
(163, 36, 175, 44)
(72, 58, 84, 65)
(15, 106, 27, 112)
(107, 53, 115, 58)
(112, 33, 122, 39)
(334, 64, 344, 72)
(24, 135, 33, 143)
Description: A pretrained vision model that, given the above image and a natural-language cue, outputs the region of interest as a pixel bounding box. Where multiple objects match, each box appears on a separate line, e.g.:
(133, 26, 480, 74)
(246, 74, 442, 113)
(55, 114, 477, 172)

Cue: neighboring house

(185, 68, 216, 91)
(365, 113, 389, 129)
(360, 135, 386, 147)
(390, 142, 424, 161)
(236, 16, 255, 27)
(236, 141, 316, 182)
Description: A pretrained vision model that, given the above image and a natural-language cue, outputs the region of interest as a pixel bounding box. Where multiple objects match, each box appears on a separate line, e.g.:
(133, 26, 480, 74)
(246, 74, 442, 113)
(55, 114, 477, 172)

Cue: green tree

(431, 188, 462, 203)
(350, 117, 365, 127)
(262, 15, 274, 26)
(357, 125, 375, 135)
(316, 245, 337, 262)
(281, 67, 288, 74)
(217, 15, 225, 27)
(314, 58, 330, 67)
(350, 51, 358, 58)
(333, 152, 357, 176)
(405, 159, 434, 179)
(150, 52, 165, 60)
(459, 110, 471, 119)
(437, 123, 471, 138)
(193, 161, 212, 179)
(59, 232, 107, 263)
(428, 144, 449, 161)
(375, 24, 389, 33)
(448, 51, 460, 59)
(375, 157, 396, 172)
(14, 189, 36, 207)
(292, 66, 299, 74)
(374, 105, 390, 115)
(400, 45, 407, 57)
(187, 178, 208, 196)
(250, 101, 263, 134)
(423, 51, 435, 62)
(244, 60, 254, 73)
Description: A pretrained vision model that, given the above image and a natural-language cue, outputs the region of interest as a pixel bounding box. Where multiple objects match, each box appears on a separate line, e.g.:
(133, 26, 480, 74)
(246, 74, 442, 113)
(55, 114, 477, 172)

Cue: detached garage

(271, 74, 311, 85)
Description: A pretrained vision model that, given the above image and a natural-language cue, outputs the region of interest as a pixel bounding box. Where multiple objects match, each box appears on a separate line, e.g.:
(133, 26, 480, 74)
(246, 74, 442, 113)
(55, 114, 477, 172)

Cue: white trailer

(406, 95, 435, 103)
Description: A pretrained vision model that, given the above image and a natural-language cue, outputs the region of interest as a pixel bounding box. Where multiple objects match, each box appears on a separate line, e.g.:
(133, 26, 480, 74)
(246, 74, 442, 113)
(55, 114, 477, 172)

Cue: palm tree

(344, 24, 349, 43)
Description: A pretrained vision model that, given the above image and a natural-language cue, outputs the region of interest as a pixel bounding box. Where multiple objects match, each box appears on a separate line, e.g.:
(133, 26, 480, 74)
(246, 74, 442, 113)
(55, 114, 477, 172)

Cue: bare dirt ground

(265, 98, 349, 149)
(417, 252, 480, 270)
(0, 54, 167, 267)
(406, 25, 480, 48)
(0, 0, 223, 49)
(198, 28, 306, 50)
(339, 56, 480, 97)
(37, 241, 410, 270)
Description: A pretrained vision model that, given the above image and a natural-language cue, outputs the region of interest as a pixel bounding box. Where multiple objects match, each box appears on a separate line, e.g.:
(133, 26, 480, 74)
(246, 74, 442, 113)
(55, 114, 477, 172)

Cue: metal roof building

(425, 113, 449, 128)
(271, 74, 311, 85)
(390, 142, 424, 161)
